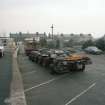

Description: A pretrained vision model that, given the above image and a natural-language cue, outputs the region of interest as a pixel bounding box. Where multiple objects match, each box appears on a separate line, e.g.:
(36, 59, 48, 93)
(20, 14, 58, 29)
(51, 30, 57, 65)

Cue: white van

(0, 46, 4, 57)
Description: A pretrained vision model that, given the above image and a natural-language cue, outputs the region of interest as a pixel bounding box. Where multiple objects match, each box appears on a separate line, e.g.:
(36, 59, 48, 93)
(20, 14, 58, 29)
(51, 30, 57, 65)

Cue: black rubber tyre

(31, 58, 34, 62)
(37, 59, 41, 64)
(35, 57, 38, 63)
(50, 69, 56, 74)
(53, 63, 65, 74)
(0, 53, 3, 58)
(42, 61, 47, 67)
(76, 62, 85, 71)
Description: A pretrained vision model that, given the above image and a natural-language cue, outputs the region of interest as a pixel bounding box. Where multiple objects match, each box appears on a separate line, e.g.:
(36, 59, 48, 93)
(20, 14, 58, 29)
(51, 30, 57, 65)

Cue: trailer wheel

(42, 61, 47, 67)
(53, 63, 66, 74)
(76, 62, 85, 71)
(34, 57, 37, 62)
(35, 57, 38, 63)
(31, 58, 34, 62)
(0, 54, 2, 58)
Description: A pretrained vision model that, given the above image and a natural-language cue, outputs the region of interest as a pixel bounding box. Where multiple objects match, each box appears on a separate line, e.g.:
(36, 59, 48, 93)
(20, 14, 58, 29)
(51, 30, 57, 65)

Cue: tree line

(82, 38, 105, 51)
(39, 36, 105, 51)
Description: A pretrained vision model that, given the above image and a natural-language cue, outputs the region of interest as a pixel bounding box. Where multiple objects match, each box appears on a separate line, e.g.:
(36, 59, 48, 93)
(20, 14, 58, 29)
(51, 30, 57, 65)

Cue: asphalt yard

(18, 52, 105, 105)
(0, 48, 12, 105)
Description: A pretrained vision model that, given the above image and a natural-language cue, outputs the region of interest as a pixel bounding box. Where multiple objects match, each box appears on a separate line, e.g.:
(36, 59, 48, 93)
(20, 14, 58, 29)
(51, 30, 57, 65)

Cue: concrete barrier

(10, 47, 27, 105)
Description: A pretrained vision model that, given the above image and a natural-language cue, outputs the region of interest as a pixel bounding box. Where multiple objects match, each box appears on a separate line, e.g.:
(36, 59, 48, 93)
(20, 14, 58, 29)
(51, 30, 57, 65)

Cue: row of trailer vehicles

(25, 47, 92, 74)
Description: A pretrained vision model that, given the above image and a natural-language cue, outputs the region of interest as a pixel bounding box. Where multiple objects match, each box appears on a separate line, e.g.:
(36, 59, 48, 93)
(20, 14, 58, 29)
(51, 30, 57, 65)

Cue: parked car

(0, 45, 4, 57)
(84, 46, 103, 55)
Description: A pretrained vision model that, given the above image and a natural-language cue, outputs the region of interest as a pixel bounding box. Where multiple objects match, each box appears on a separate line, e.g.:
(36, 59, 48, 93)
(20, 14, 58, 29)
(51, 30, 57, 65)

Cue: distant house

(46, 33, 93, 48)
(10, 32, 47, 42)
(59, 33, 93, 42)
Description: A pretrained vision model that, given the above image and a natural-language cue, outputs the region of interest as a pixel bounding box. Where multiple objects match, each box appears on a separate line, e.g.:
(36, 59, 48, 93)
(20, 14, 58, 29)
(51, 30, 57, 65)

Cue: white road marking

(24, 74, 68, 93)
(23, 71, 36, 76)
(64, 83, 96, 105)
(24, 78, 56, 92)
(101, 73, 105, 76)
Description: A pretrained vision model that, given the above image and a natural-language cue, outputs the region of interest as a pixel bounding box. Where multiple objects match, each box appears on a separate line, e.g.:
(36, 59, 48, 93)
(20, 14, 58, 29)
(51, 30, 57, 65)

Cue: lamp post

(51, 24, 54, 39)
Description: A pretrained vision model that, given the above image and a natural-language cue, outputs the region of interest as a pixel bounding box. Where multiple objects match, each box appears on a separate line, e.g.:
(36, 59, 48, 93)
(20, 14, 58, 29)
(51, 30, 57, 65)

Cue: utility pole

(51, 24, 54, 39)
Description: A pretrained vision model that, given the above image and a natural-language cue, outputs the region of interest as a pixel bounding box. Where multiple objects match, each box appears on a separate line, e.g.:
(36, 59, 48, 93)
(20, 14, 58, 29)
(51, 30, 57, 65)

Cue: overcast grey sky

(0, 0, 105, 37)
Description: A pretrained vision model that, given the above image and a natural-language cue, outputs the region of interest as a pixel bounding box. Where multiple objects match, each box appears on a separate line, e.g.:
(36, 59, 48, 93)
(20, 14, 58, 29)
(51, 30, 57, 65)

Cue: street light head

(50, 24, 54, 29)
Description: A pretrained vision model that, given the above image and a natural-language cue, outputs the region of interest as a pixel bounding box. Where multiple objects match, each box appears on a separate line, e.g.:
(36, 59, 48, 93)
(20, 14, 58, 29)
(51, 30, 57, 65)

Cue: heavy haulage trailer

(28, 48, 92, 74)
(49, 54, 92, 74)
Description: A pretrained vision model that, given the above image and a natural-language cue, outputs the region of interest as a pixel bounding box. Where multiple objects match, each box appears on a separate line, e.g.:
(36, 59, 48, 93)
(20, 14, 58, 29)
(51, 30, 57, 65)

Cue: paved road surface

(18, 44, 105, 105)
(0, 49, 12, 105)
